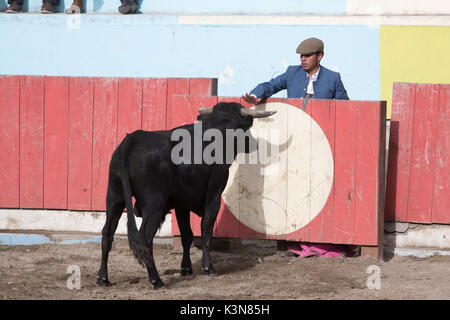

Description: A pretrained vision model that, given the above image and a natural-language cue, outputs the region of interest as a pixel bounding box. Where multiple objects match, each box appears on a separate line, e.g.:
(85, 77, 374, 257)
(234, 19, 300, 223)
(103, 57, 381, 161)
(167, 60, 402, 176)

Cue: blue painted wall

(0, 13, 380, 100)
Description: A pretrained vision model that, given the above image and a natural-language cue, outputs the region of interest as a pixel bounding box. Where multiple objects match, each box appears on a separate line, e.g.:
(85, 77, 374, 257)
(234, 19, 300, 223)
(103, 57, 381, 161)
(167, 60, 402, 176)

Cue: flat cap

(296, 37, 324, 55)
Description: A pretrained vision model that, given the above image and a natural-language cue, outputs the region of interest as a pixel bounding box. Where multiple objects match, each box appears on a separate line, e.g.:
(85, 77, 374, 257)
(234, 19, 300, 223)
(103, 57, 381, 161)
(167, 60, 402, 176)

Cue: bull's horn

(241, 108, 277, 118)
(198, 106, 214, 115)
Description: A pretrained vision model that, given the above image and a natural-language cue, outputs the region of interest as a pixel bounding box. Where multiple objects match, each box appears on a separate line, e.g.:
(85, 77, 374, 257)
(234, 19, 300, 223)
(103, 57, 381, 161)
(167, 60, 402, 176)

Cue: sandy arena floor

(1, 234, 449, 300)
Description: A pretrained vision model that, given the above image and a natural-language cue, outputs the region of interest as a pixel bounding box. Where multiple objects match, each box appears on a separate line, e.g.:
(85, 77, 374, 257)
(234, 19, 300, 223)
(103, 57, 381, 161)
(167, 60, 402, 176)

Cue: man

(242, 37, 349, 104)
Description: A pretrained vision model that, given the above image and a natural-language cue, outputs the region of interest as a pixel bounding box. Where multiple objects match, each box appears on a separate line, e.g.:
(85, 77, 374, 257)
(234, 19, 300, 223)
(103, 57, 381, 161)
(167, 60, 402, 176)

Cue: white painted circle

(222, 102, 334, 235)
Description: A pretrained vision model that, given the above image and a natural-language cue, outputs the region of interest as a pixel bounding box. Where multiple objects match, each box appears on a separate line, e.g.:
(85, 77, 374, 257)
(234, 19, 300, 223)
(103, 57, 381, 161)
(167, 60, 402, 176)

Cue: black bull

(96, 102, 276, 289)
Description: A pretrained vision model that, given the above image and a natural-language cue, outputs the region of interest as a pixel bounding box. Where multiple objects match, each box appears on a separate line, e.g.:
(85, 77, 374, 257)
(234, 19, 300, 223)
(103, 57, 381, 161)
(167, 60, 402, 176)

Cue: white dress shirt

(306, 67, 320, 95)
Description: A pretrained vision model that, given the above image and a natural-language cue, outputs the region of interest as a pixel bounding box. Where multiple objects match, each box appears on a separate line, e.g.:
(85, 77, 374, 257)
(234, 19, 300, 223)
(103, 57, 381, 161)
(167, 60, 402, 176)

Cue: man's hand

(241, 93, 262, 105)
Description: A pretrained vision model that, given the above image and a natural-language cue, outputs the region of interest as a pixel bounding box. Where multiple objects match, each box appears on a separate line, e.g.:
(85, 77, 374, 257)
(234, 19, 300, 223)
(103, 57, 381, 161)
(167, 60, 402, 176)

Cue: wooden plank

(169, 94, 214, 129)
(354, 101, 381, 245)
(385, 83, 416, 222)
(117, 77, 142, 142)
(19, 76, 44, 208)
(43, 76, 69, 209)
(67, 77, 94, 211)
(407, 84, 439, 223)
(91, 77, 118, 211)
(286, 98, 312, 242)
(333, 100, 357, 244)
(361, 245, 383, 260)
(376, 101, 387, 254)
(166, 78, 189, 130)
(237, 96, 268, 240)
(142, 78, 167, 131)
(0, 75, 20, 207)
(308, 99, 335, 244)
(189, 78, 218, 96)
(238, 99, 288, 240)
(432, 84, 450, 224)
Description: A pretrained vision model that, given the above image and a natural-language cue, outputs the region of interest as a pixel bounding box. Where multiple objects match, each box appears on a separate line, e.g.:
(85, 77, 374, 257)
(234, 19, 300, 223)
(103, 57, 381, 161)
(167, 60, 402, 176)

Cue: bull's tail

(119, 135, 147, 266)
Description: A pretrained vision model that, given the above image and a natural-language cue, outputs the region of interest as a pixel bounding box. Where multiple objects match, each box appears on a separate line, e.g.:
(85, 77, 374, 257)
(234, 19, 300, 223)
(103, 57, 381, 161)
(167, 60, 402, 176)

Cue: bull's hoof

(151, 279, 165, 290)
(202, 266, 217, 276)
(180, 267, 193, 276)
(96, 278, 114, 287)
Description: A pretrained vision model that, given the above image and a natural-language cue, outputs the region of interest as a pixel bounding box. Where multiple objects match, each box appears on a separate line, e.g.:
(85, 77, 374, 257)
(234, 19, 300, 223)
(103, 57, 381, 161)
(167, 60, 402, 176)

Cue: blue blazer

(250, 65, 349, 100)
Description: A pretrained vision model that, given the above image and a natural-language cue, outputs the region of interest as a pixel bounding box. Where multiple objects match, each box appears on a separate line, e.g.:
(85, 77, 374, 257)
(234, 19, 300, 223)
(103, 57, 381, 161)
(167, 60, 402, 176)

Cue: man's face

(300, 52, 323, 73)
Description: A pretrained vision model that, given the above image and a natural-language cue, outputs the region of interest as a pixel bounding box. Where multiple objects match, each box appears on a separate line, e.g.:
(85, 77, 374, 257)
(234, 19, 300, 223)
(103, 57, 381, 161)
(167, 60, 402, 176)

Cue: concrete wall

(1, 1, 448, 118)
(0, 14, 380, 101)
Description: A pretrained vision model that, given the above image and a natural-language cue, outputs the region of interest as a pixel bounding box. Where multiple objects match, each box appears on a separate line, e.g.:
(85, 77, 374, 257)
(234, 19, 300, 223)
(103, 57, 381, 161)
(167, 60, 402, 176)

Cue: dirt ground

(1, 234, 449, 300)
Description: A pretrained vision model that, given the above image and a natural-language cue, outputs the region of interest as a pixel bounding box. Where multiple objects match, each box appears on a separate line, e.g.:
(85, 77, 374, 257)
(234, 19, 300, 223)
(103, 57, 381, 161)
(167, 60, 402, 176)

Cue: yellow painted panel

(380, 26, 450, 117)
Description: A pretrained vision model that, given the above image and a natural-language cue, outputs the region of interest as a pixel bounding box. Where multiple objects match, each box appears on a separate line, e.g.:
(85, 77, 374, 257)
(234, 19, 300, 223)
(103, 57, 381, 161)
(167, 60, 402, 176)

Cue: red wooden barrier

(386, 83, 449, 224)
(0, 75, 20, 208)
(68, 77, 94, 210)
(170, 97, 386, 250)
(20, 76, 44, 209)
(0, 75, 387, 253)
(44, 76, 69, 209)
(0, 75, 217, 211)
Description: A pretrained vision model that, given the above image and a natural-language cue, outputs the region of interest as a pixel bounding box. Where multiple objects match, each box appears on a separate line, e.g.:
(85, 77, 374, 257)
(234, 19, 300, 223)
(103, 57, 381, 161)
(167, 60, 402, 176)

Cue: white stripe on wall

(0, 209, 172, 237)
(179, 15, 450, 26)
(346, 0, 450, 15)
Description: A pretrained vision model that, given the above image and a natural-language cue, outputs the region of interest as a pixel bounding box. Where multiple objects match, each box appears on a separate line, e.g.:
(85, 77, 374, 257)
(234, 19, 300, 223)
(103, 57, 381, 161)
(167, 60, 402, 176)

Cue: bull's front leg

(175, 208, 193, 276)
(200, 198, 221, 275)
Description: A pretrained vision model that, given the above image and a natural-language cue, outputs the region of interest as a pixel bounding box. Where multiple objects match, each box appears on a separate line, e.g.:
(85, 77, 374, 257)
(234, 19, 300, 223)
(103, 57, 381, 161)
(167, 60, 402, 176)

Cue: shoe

(65, 0, 84, 14)
(41, 2, 56, 14)
(118, 0, 138, 14)
(5, 1, 22, 13)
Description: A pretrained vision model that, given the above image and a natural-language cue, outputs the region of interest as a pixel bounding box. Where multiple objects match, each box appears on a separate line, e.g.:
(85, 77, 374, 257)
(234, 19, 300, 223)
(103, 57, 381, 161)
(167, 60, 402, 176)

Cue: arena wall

(0, 1, 448, 249)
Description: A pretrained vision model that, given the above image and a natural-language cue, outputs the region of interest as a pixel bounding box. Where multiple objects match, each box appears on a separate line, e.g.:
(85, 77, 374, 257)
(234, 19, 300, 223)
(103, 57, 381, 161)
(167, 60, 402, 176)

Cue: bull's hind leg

(201, 198, 221, 276)
(140, 205, 166, 289)
(97, 188, 125, 286)
(175, 209, 193, 276)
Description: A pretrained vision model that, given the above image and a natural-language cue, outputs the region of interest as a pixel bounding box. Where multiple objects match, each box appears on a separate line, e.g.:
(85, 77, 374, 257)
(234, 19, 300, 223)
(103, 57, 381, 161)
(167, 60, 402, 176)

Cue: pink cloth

(286, 242, 358, 258)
